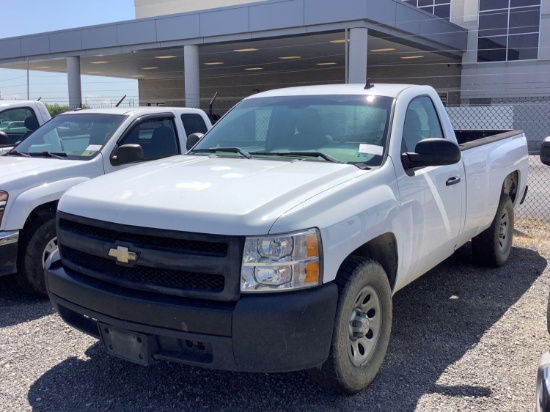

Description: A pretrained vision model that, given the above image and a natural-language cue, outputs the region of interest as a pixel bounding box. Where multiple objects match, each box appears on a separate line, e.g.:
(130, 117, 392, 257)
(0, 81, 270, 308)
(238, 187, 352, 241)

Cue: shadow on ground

(27, 244, 547, 411)
(0, 274, 52, 328)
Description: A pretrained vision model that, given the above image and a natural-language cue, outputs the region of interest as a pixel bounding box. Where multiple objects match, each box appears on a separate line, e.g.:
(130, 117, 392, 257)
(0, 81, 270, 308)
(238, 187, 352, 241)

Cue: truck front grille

(61, 246, 225, 292)
(57, 212, 244, 301)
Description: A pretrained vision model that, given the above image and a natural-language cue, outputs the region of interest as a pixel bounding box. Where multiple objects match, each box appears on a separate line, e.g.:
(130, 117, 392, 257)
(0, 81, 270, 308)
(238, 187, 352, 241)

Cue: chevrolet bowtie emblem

(108, 246, 138, 264)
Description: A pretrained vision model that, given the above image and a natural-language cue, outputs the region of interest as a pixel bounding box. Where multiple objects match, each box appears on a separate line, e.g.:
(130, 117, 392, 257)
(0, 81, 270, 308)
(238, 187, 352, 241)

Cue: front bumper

(0, 231, 18, 276)
(46, 260, 338, 372)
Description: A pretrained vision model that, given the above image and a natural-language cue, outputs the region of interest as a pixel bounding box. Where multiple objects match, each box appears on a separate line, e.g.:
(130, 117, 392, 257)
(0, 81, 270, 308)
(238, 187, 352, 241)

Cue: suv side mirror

(541, 136, 550, 166)
(0, 131, 8, 145)
(110, 144, 144, 166)
(401, 138, 461, 170)
(186, 133, 204, 151)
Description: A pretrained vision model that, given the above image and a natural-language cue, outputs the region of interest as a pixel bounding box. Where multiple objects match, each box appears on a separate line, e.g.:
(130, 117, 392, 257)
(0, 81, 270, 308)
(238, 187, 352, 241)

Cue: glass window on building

(478, 0, 541, 62)
(402, 0, 451, 20)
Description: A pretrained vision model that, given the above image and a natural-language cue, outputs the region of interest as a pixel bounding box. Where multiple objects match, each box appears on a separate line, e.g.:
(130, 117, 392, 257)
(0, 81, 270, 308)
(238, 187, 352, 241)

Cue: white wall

(134, 0, 267, 18)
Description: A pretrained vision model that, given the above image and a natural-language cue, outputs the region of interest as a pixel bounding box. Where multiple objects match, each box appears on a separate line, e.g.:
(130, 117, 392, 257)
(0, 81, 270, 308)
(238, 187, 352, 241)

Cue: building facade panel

(249, 1, 305, 31)
(81, 26, 119, 50)
(364, 0, 397, 27)
(21, 35, 50, 57)
(117, 20, 158, 45)
(155, 14, 201, 42)
(199, 7, 250, 37)
(396, 3, 422, 36)
(0, 38, 22, 59)
(303, 0, 367, 25)
(49, 31, 83, 54)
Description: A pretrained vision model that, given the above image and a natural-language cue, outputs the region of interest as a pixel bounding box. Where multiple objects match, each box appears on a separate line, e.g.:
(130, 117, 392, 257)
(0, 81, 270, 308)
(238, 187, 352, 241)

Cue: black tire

(472, 194, 514, 267)
(308, 257, 392, 394)
(17, 215, 57, 296)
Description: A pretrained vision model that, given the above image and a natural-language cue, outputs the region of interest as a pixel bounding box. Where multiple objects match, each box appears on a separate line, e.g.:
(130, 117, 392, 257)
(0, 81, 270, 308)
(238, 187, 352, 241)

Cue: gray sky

(0, 0, 138, 105)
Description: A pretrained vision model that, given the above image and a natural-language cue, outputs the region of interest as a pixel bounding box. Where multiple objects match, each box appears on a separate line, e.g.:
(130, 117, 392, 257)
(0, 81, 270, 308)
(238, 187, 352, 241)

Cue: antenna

(115, 95, 127, 107)
(364, 78, 374, 90)
(209, 92, 220, 123)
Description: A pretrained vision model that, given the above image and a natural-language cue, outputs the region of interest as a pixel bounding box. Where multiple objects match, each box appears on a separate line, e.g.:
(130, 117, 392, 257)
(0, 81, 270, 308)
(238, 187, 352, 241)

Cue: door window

(180, 113, 208, 136)
(0, 107, 38, 145)
(402, 96, 444, 152)
(119, 117, 179, 160)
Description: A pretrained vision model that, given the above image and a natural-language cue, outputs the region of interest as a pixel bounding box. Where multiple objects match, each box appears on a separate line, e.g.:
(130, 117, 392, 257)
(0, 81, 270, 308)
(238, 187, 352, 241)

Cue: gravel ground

(0, 223, 549, 412)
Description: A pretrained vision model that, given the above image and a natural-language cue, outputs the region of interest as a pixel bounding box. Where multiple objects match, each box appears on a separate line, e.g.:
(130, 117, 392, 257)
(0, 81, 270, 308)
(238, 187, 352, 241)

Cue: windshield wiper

(254, 151, 341, 163)
(5, 150, 30, 157)
(28, 152, 68, 159)
(192, 147, 252, 159)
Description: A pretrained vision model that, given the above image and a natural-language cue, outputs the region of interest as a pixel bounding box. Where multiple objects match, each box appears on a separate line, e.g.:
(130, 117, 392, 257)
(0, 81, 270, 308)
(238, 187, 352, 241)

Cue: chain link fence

(448, 101, 550, 221)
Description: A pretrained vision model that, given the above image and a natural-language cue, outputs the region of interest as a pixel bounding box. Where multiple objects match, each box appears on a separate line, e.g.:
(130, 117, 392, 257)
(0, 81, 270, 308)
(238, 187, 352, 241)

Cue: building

(0, 0, 548, 116)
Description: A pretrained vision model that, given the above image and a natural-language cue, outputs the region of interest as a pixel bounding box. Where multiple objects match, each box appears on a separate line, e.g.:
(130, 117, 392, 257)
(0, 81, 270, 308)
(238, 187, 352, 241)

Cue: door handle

(446, 176, 461, 186)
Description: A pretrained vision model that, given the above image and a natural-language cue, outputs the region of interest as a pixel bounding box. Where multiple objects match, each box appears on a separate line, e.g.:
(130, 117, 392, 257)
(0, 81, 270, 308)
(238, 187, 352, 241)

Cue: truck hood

(60, 155, 365, 235)
(0, 156, 94, 192)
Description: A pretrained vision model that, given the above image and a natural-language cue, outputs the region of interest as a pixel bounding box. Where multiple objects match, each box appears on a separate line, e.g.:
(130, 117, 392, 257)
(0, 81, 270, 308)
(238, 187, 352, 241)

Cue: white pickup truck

(46, 84, 528, 394)
(0, 100, 51, 154)
(0, 106, 211, 294)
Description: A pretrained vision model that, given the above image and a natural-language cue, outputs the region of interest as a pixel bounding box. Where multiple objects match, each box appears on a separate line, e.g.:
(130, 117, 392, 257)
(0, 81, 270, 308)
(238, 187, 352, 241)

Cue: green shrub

(45, 103, 71, 118)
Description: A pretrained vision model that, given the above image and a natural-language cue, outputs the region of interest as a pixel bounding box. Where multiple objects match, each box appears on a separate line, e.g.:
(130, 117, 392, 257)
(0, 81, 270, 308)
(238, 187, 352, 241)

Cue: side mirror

(110, 144, 144, 166)
(186, 133, 204, 151)
(541, 136, 550, 166)
(0, 131, 8, 145)
(401, 138, 461, 170)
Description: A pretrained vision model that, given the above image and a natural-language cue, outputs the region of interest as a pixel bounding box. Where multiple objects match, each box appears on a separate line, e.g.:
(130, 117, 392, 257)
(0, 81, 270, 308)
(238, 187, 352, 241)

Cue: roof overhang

(0, 0, 468, 79)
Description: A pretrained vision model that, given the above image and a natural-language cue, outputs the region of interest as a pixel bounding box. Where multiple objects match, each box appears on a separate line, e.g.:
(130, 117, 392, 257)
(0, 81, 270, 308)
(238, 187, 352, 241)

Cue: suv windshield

(191, 94, 393, 167)
(13, 113, 126, 159)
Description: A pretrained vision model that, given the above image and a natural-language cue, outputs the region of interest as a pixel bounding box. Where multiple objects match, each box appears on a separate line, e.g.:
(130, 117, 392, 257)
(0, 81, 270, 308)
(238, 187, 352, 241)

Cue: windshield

(191, 94, 393, 167)
(13, 113, 126, 159)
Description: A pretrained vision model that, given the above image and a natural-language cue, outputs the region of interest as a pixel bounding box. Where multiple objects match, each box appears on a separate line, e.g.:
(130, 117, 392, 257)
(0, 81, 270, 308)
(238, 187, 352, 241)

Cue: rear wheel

(17, 215, 57, 296)
(308, 257, 392, 394)
(472, 194, 514, 267)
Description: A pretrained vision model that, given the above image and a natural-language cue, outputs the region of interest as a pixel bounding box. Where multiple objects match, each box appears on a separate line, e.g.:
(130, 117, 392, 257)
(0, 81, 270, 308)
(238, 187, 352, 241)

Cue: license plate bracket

(98, 323, 158, 366)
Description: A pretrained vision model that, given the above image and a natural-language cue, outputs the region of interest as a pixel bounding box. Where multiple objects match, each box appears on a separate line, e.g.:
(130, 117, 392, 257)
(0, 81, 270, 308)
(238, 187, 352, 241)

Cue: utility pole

(26, 58, 30, 100)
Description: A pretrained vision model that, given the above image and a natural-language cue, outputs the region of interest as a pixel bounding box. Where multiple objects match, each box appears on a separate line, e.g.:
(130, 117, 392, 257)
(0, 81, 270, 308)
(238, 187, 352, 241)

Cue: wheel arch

(338, 232, 398, 292)
(501, 170, 519, 203)
(21, 201, 58, 234)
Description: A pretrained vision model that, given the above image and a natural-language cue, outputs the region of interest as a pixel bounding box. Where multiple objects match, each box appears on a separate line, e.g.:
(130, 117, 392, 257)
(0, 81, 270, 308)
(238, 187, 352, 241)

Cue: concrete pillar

(184, 45, 200, 108)
(67, 56, 82, 109)
(348, 28, 368, 84)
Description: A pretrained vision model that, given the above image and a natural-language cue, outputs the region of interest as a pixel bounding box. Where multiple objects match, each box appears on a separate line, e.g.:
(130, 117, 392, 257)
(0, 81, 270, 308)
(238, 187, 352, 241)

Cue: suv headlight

(241, 228, 322, 292)
(0, 191, 7, 225)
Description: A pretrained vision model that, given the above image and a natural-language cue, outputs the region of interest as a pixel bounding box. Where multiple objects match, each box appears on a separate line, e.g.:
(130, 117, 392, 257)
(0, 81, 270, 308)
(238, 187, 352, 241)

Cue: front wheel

(17, 215, 57, 296)
(308, 257, 392, 394)
(472, 194, 514, 267)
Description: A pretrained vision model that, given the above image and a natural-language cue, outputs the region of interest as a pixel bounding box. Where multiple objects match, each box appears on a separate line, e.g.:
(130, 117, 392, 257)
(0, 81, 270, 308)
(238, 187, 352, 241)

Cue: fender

(269, 165, 401, 286)
(3, 177, 92, 230)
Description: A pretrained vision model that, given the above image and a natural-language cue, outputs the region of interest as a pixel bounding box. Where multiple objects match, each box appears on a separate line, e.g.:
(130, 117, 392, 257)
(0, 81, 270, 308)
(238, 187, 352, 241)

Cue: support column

(348, 28, 368, 84)
(67, 56, 82, 109)
(184, 45, 200, 108)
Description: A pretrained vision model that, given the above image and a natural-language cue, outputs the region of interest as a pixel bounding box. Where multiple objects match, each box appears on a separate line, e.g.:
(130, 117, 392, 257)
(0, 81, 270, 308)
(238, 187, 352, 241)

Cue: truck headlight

(241, 228, 322, 292)
(0, 191, 7, 225)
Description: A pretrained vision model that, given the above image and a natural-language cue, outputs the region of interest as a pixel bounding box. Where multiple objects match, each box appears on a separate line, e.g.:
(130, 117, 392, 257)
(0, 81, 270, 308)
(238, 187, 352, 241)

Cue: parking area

(0, 221, 548, 411)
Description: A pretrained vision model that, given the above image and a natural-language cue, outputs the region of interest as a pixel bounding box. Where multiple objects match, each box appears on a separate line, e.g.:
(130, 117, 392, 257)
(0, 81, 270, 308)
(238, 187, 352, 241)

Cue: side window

(402, 96, 444, 152)
(181, 113, 208, 136)
(119, 117, 179, 160)
(0, 107, 38, 145)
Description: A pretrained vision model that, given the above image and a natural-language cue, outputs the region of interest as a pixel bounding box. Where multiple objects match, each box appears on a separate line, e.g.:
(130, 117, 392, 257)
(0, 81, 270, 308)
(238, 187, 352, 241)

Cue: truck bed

(455, 129, 522, 150)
